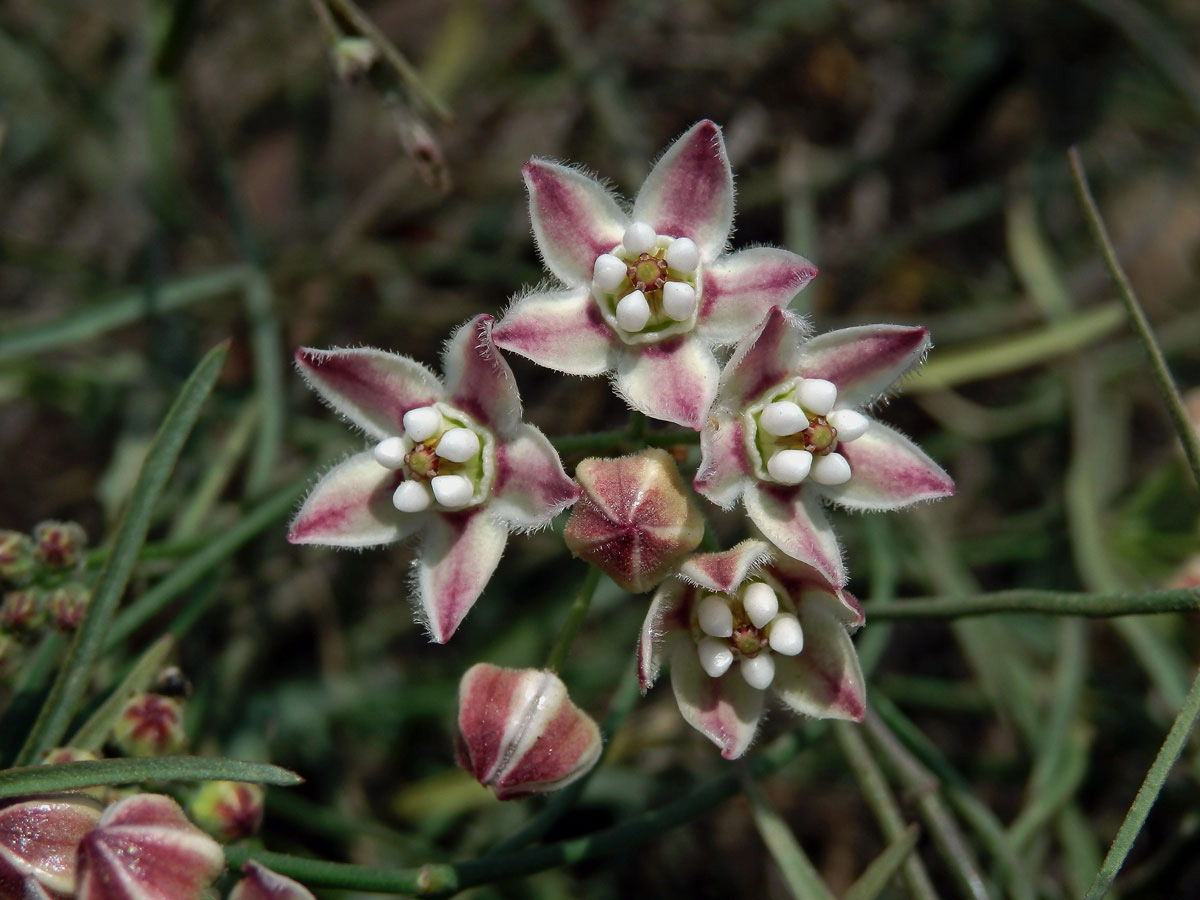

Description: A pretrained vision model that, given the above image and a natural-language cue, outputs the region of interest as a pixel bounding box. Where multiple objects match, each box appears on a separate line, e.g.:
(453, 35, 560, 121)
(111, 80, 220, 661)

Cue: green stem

(15, 344, 229, 764)
(868, 587, 1200, 621)
(1085, 666, 1200, 898)
(544, 566, 602, 672)
(225, 728, 810, 895)
(1068, 148, 1200, 488)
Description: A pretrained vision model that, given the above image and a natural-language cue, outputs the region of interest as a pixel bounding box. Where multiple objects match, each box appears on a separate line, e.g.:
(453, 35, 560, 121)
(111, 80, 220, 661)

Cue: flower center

(590, 221, 702, 345)
(746, 378, 872, 487)
(691, 580, 804, 691)
(372, 404, 494, 513)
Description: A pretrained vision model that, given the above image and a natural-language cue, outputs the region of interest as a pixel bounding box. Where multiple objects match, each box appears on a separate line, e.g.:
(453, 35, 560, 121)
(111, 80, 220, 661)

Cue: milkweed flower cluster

(291, 120, 952, 778)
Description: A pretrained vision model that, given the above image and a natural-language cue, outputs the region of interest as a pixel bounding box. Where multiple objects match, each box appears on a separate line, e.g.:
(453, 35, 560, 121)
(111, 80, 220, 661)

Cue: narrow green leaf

(67, 635, 176, 751)
(0, 266, 250, 361)
(868, 587, 1200, 621)
(843, 825, 921, 900)
(741, 769, 837, 900)
(15, 342, 230, 764)
(0, 756, 301, 797)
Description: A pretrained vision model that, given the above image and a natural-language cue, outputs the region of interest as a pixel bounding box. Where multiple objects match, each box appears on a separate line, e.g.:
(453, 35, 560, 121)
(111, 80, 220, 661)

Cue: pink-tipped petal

(745, 484, 845, 587)
(288, 452, 419, 548)
(416, 510, 508, 642)
(75, 794, 225, 900)
(523, 159, 627, 285)
(718, 306, 806, 408)
(615, 338, 720, 430)
(633, 121, 734, 262)
(295, 347, 444, 440)
(796, 325, 931, 408)
(697, 248, 818, 345)
(638, 582, 690, 691)
(825, 422, 954, 511)
(678, 539, 773, 595)
(442, 315, 523, 432)
(492, 287, 617, 376)
(457, 665, 601, 800)
(669, 641, 765, 759)
(771, 558, 865, 628)
(772, 598, 867, 721)
(490, 423, 579, 529)
(230, 861, 316, 900)
(693, 411, 752, 508)
(0, 795, 102, 897)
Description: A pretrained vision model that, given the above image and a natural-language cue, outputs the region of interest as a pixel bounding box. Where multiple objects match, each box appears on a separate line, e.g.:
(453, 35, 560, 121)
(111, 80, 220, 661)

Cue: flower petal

(796, 325, 930, 408)
(76, 794, 225, 900)
(771, 558, 865, 628)
(717, 306, 807, 409)
(615, 337, 720, 430)
(697, 248, 818, 345)
(772, 598, 866, 721)
(230, 861, 316, 900)
(633, 120, 734, 262)
(677, 539, 773, 595)
(825, 421, 954, 510)
(295, 347, 444, 440)
(638, 580, 689, 691)
(416, 510, 508, 642)
(523, 159, 627, 286)
(669, 640, 765, 759)
(442, 314, 523, 432)
(0, 795, 102, 896)
(492, 286, 617, 376)
(490, 423, 580, 529)
(745, 484, 845, 587)
(288, 452, 420, 548)
(693, 410, 752, 508)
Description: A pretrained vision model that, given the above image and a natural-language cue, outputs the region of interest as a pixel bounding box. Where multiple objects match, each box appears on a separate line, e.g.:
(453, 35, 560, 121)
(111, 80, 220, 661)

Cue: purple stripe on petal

(417, 510, 508, 642)
(288, 453, 417, 548)
(492, 287, 617, 376)
(614, 337, 720, 430)
(694, 411, 752, 508)
(745, 484, 846, 587)
(490, 423, 579, 529)
(718, 307, 807, 408)
(678, 539, 772, 595)
(231, 862, 317, 900)
(442, 314, 523, 432)
(697, 248, 818, 345)
(524, 160, 627, 286)
(669, 644, 765, 760)
(772, 603, 866, 722)
(457, 663, 518, 783)
(495, 694, 602, 798)
(633, 121, 734, 262)
(796, 325, 930, 408)
(826, 421, 954, 511)
(295, 347, 444, 440)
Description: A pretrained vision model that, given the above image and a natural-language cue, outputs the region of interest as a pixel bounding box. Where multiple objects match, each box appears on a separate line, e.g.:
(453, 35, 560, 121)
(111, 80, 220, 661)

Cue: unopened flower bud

(0, 793, 103, 898)
(1, 588, 44, 633)
(111, 694, 186, 757)
(332, 36, 378, 83)
(32, 521, 87, 571)
(188, 781, 264, 843)
(75, 794, 225, 900)
(564, 449, 704, 593)
(45, 583, 90, 631)
(456, 664, 602, 800)
(230, 861, 317, 900)
(0, 531, 35, 584)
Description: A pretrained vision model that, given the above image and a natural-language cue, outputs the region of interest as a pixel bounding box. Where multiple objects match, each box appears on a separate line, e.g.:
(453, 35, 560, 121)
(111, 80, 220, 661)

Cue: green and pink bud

(31, 521, 87, 571)
(188, 780, 265, 843)
(45, 583, 90, 632)
(0, 531, 35, 584)
(1, 588, 44, 634)
(456, 663, 602, 800)
(111, 694, 186, 757)
(564, 449, 704, 593)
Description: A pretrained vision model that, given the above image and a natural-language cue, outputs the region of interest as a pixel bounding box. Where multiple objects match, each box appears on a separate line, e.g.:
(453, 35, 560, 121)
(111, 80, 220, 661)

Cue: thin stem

(1068, 147, 1200, 488)
(868, 587, 1200, 620)
(225, 728, 811, 895)
(544, 566, 602, 672)
(321, 0, 451, 120)
(1085, 667, 1200, 898)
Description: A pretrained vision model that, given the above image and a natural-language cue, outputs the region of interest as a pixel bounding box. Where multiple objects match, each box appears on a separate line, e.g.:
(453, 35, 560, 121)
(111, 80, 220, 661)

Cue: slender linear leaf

(67, 635, 176, 751)
(844, 825, 921, 900)
(0, 756, 301, 797)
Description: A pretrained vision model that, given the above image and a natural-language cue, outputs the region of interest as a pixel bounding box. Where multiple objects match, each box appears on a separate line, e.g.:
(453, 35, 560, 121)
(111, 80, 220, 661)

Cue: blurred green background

(2, 0, 1200, 897)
